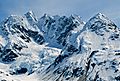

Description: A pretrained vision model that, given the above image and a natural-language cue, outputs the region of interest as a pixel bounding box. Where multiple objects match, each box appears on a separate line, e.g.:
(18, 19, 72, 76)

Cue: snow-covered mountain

(39, 13, 120, 81)
(0, 11, 120, 81)
(38, 14, 84, 48)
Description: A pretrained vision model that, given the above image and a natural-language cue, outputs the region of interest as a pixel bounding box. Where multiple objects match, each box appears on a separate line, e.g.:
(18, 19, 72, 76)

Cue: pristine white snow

(38, 13, 120, 81)
(0, 11, 120, 81)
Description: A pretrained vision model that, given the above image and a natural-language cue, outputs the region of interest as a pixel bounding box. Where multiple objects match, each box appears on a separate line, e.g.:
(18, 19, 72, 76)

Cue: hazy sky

(0, 0, 120, 26)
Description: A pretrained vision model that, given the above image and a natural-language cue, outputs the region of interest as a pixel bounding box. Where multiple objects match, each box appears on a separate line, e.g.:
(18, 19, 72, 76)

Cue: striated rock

(0, 11, 120, 81)
(39, 13, 120, 81)
(38, 14, 84, 48)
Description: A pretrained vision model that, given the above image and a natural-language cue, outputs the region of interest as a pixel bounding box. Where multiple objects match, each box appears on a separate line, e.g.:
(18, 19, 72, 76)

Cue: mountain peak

(43, 13, 49, 18)
(24, 11, 38, 22)
(70, 14, 85, 25)
(26, 11, 34, 15)
(84, 13, 117, 35)
(92, 13, 111, 22)
(0, 11, 120, 81)
(95, 13, 105, 17)
(40, 13, 53, 20)
(89, 13, 110, 23)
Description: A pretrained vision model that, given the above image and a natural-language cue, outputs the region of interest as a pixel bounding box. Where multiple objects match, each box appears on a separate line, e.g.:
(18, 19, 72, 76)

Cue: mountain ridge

(0, 11, 120, 81)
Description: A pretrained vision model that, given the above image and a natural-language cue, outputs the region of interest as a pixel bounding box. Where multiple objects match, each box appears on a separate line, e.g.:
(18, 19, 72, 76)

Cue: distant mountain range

(0, 11, 120, 81)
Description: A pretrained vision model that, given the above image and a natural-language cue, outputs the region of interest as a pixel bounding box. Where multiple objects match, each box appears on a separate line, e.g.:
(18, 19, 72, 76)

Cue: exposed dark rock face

(38, 14, 84, 48)
(0, 13, 45, 63)
(39, 13, 120, 81)
(15, 68, 28, 74)
(0, 47, 18, 63)
(0, 11, 120, 81)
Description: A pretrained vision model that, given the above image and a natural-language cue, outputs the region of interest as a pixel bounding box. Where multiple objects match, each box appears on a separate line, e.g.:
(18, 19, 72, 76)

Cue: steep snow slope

(38, 14, 85, 48)
(0, 11, 62, 81)
(0, 11, 120, 81)
(39, 13, 120, 81)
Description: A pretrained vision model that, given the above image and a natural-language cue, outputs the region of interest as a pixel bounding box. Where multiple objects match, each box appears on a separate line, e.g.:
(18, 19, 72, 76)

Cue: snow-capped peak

(84, 13, 117, 36)
(24, 11, 38, 22)
(0, 11, 120, 81)
(70, 14, 85, 24)
(38, 13, 120, 81)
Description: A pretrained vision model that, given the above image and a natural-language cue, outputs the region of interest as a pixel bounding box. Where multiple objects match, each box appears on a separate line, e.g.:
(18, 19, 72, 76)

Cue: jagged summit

(90, 13, 108, 20)
(38, 13, 85, 49)
(38, 13, 120, 81)
(94, 12, 105, 17)
(25, 11, 34, 15)
(0, 11, 120, 81)
(24, 11, 38, 21)
(84, 13, 118, 36)
(70, 14, 85, 24)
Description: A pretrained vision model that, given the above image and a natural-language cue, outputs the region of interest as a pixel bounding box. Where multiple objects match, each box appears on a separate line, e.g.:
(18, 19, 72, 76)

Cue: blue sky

(0, 0, 120, 26)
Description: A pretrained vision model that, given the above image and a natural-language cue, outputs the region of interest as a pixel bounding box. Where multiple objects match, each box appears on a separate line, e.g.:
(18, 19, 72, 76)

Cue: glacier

(0, 11, 120, 81)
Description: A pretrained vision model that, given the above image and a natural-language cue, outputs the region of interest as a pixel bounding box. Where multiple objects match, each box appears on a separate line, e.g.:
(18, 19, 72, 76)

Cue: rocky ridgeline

(0, 11, 120, 81)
